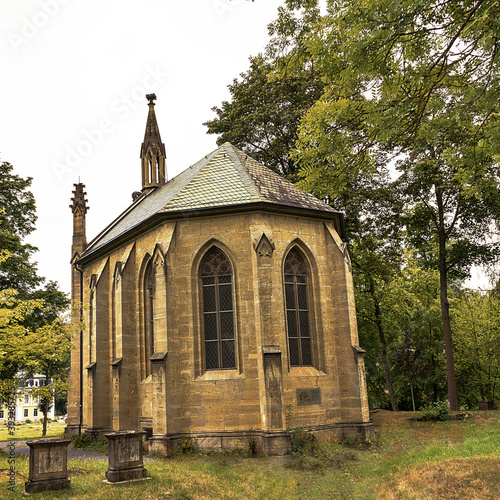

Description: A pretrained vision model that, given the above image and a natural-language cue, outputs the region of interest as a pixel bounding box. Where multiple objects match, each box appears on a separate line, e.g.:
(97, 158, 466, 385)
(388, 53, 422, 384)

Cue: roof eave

(76, 201, 343, 267)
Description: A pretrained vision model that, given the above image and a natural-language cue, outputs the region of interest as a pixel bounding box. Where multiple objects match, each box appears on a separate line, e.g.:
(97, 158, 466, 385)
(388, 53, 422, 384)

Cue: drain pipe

(73, 262, 84, 436)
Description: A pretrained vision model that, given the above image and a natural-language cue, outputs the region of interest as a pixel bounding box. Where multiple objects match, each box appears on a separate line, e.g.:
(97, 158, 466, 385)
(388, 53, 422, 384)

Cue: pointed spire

(140, 94, 167, 193)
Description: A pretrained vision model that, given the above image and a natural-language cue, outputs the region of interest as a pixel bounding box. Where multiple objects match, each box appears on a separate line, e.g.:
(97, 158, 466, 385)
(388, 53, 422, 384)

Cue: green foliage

(248, 437, 257, 456)
(0, 160, 71, 432)
(289, 427, 317, 455)
(175, 436, 197, 455)
(0, 161, 40, 295)
(71, 433, 108, 453)
(420, 401, 450, 421)
(204, 54, 325, 180)
(270, 0, 500, 196)
(451, 290, 500, 408)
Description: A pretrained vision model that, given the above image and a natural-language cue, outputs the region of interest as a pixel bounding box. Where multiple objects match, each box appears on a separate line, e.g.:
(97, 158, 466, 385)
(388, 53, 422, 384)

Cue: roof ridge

(222, 143, 262, 200)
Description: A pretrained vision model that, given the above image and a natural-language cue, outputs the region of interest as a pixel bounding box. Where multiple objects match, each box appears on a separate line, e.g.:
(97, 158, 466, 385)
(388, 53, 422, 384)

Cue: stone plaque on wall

(296, 388, 321, 405)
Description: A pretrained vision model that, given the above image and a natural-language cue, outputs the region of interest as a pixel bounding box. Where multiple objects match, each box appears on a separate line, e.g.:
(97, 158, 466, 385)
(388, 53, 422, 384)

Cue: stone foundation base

(105, 467, 148, 483)
(64, 424, 81, 437)
(104, 477, 152, 486)
(148, 421, 375, 457)
(25, 478, 70, 493)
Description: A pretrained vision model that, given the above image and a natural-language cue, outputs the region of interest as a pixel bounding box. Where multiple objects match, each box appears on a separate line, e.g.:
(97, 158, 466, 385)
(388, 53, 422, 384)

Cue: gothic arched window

(200, 247, 236, 370)
(284, 248, 312, 367)
(143, 259, 155, 378)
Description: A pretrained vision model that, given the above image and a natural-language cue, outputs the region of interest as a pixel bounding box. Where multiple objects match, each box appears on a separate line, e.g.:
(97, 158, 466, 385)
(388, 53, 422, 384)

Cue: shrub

(71, 433, 108, 453)
(249, 438, 257, 456)
(420, 401, 450, 421)
(176, 436, 196, 455)
(289, 427, 317, 455)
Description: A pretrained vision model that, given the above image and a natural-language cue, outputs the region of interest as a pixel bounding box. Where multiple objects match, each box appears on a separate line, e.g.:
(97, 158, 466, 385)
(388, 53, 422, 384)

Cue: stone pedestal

(478, 401, 494, 411)
(25, 438, 71, 493)
(104, 431, 148, 483)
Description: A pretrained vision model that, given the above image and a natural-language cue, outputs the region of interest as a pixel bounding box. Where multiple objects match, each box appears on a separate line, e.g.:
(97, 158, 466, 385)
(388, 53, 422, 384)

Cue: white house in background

(0, 375, 56, 422)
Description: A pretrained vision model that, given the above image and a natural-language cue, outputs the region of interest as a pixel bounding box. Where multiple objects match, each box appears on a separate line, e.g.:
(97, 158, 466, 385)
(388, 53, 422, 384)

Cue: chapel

(66, 94, 373, 455)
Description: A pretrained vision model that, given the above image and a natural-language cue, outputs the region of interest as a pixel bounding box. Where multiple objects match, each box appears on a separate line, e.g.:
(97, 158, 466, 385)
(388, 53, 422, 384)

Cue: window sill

(289, 366, 326, 377)
(196, 370, 243, 381)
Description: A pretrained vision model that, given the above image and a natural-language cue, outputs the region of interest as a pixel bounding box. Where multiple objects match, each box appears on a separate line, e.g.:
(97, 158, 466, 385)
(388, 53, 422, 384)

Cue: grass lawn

(0, 420, 66, 441)
(1, 411, 499, 499)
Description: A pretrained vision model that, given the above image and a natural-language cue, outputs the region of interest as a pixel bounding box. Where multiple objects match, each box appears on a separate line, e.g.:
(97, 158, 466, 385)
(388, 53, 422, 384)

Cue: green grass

(0, 420, 66, 441)
(1, 411, 499, 499)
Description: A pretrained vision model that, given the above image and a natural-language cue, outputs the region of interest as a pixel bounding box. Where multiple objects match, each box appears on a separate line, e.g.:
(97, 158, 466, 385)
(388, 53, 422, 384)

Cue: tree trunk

(410, 381, 415, 412)
(436, 190, 459, 411)
(370, 277, 399, 411)
(42, 404, 48, 437)
(42, 371, 49, 437)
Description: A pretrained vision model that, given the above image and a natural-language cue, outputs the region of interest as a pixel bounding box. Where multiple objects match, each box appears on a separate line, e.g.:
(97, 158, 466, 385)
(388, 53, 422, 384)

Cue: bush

(289, 427, 317, 455)
(71, 433, 108, 453)
(175, 436, 196, 455)
(420, 401, 450, 421)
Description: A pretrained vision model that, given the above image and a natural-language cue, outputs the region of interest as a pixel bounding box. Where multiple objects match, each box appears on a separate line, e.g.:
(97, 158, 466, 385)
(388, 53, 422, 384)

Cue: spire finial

(146, 93, 157, 105)
(70, 182, 89, 216)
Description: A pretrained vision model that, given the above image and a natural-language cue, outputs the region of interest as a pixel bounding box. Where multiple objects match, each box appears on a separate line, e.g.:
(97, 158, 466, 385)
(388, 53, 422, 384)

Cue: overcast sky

(0, 0, 287, 295)
(0, 0, 489, 296)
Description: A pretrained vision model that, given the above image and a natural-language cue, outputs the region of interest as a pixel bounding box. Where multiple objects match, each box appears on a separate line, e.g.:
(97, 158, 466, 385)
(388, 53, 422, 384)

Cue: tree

(269, 0, 500, 188)
(452, 289, 500, 409)
(25, 318, 72, 436)
(0, 162, 41, 295)
(0, 274, 43, 384)
(394, 107, 500, 409)
(382, 254, 447, 409)
(204, 54, 325, 179)
(392, 328, 432, 411)
(0, 160, 70, 426)
(0, 251, 72, 435)
(267, 0, 500, 410)
(348, 172, 403, 411)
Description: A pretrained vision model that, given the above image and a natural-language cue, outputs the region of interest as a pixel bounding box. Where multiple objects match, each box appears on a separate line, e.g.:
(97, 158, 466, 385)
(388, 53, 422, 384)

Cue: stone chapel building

(66, 94, 373, 455)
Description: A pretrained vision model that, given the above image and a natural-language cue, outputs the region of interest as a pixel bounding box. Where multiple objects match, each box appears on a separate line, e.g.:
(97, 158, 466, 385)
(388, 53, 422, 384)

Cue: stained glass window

(284, 248, 312, 366)
(201, 247, 236, 370)
(143, 260, 155, 378)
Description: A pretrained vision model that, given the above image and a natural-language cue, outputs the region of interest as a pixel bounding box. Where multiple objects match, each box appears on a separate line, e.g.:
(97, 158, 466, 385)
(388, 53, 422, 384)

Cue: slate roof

(81, 143, 338, 259)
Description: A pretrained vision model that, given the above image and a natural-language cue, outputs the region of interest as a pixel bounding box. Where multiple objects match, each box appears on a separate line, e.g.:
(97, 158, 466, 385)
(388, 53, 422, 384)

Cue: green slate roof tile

(82, 143, 337, 258)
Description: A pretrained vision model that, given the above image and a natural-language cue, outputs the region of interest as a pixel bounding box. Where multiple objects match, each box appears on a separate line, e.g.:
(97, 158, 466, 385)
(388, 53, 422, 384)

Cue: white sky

(0, 0, 287, 295)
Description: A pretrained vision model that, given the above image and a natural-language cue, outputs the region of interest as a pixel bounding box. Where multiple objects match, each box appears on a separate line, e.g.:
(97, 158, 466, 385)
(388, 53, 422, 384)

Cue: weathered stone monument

(25, 438, 71, 493)
(104, 431, 148, 484)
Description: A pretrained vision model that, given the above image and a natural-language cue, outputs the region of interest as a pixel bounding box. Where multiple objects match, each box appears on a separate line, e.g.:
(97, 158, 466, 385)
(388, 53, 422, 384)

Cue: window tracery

(200, 247, 236, 370)
(284, 248, 312, 367)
